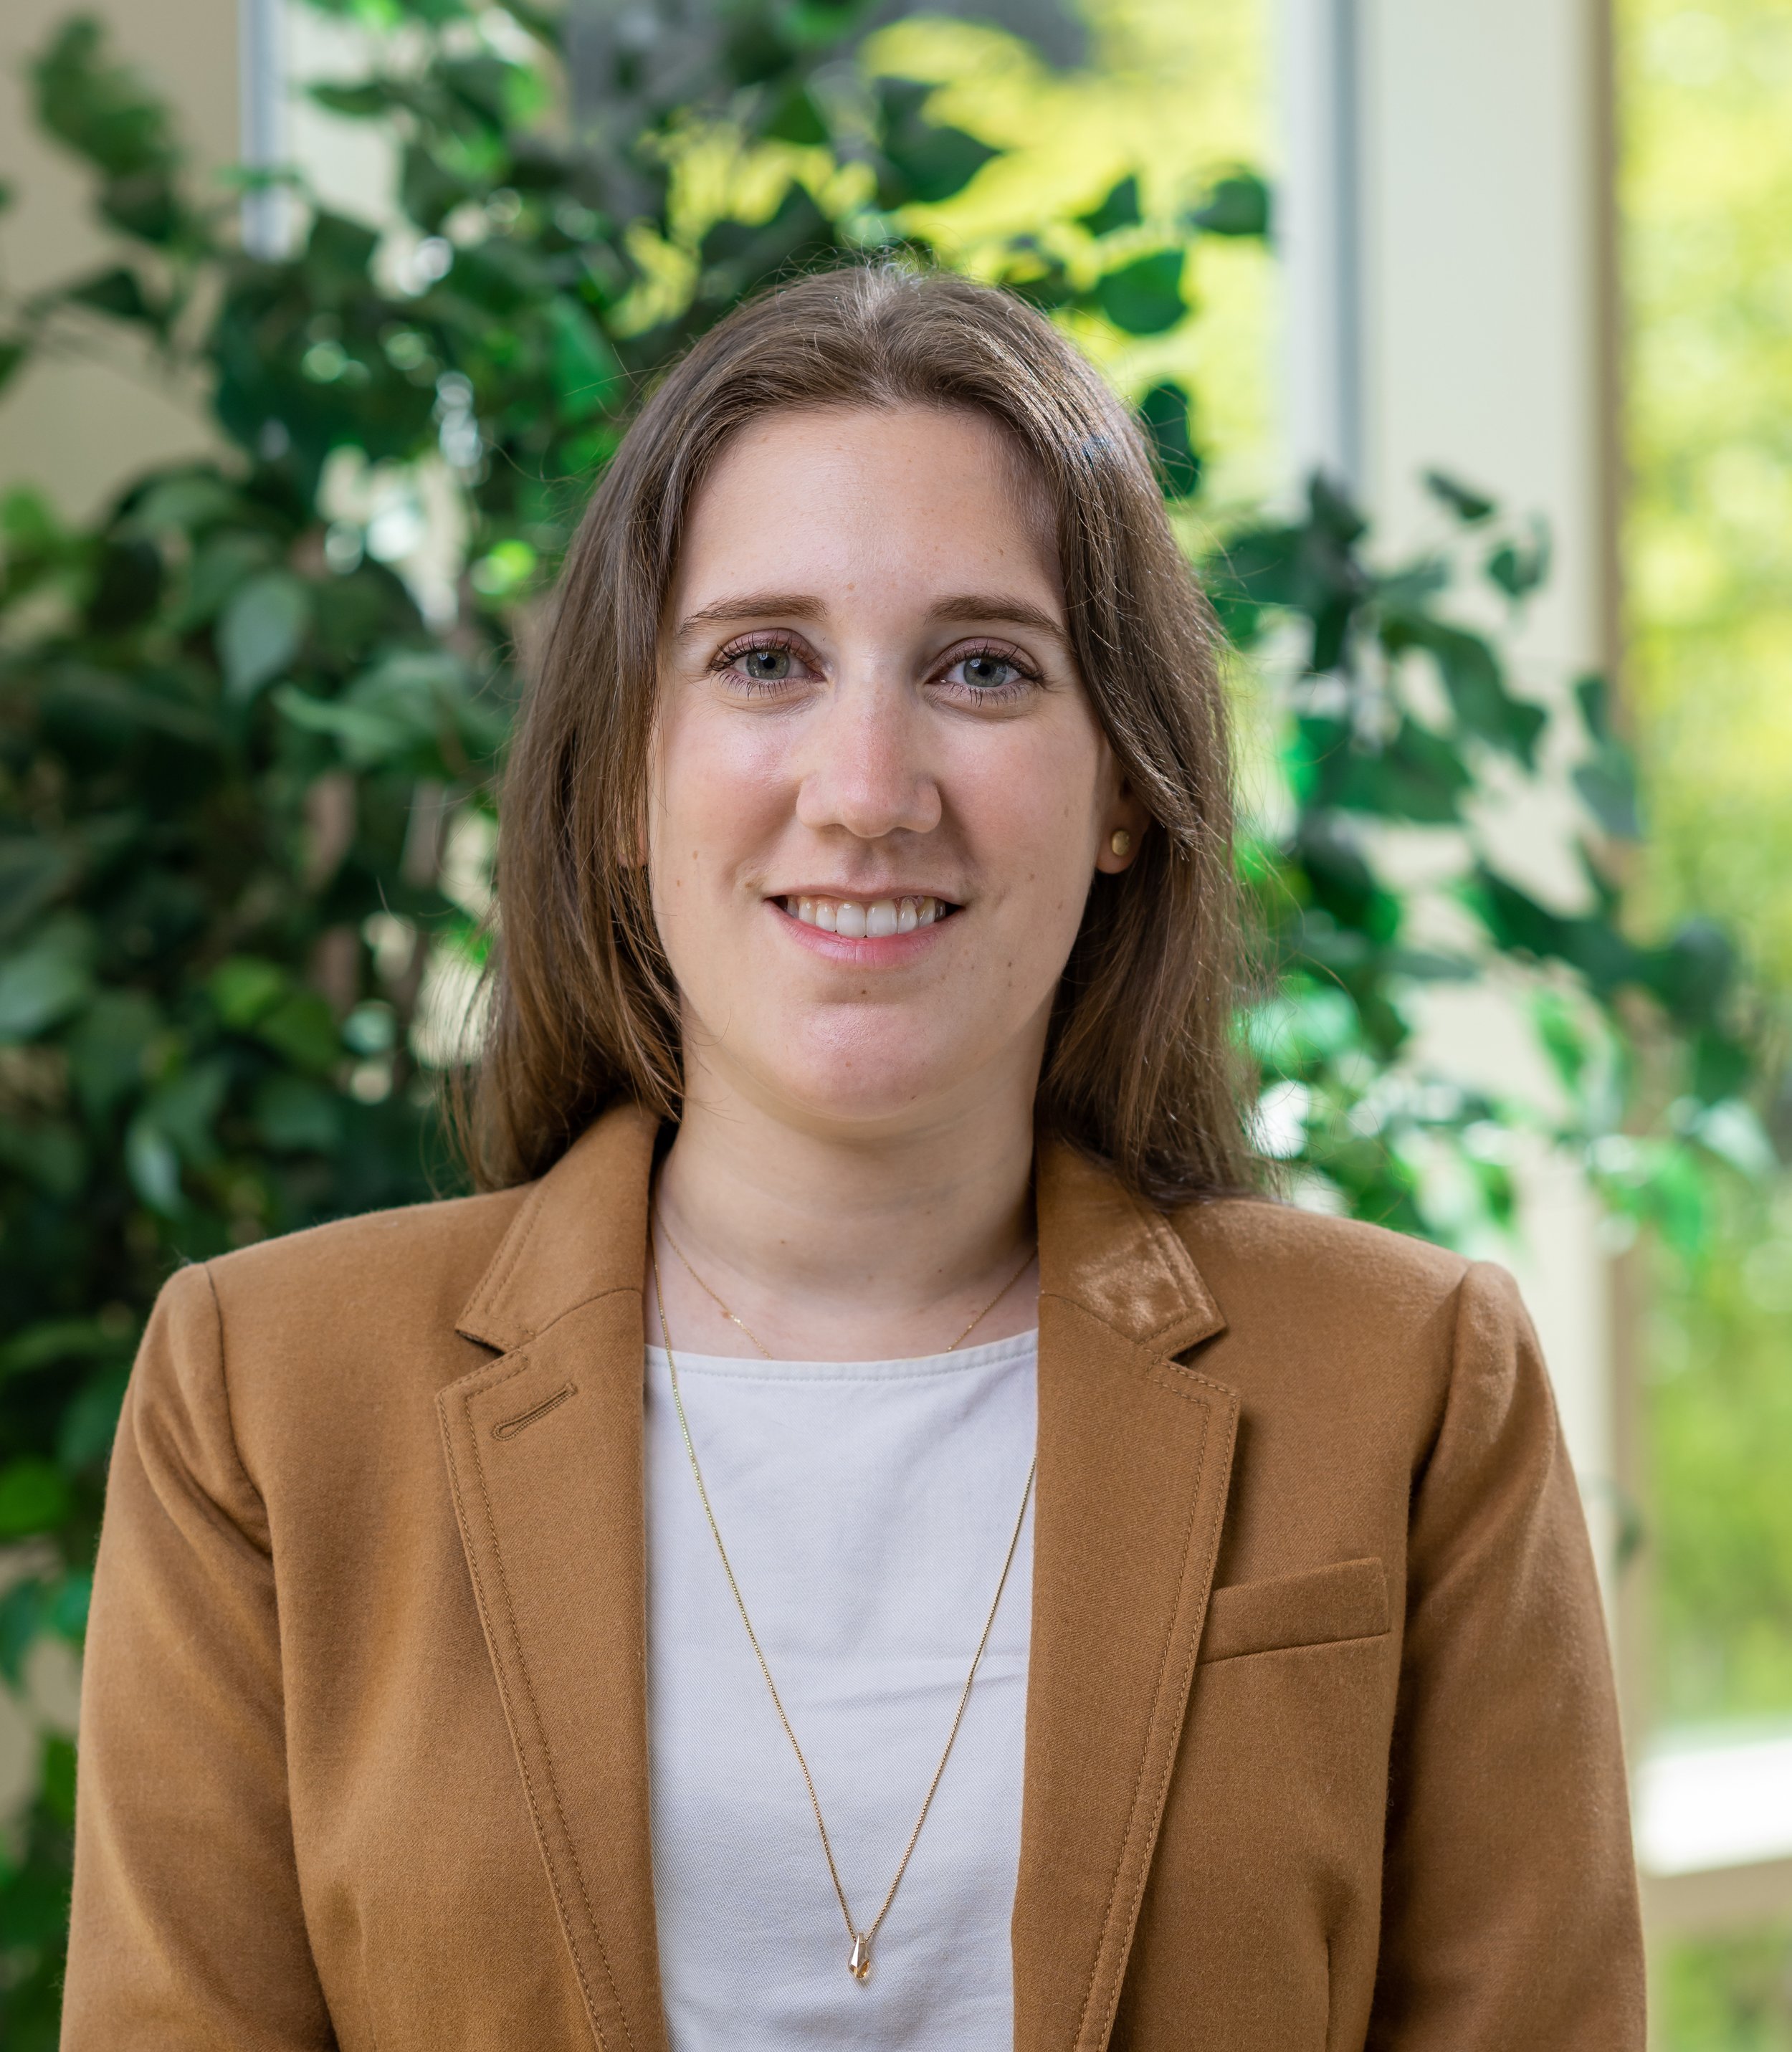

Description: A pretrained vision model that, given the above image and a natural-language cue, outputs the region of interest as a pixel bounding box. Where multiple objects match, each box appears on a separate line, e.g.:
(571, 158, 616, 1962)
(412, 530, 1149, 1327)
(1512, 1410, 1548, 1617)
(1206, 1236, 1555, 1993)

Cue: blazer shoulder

(194, 1183, 533, 1355)
(208, 1181, 528, 1287)
(1170, 1193, 1479, 1344)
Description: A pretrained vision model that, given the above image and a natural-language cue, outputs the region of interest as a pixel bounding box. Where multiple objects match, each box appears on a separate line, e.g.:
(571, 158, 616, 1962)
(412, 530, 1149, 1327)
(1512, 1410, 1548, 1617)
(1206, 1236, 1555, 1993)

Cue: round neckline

(644, 1327, 1039, 1382)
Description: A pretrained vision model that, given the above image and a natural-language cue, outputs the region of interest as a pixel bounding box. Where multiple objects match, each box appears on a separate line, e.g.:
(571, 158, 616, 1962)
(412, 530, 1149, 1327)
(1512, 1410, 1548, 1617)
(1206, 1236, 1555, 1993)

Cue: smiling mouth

(778, 894, 958, 938)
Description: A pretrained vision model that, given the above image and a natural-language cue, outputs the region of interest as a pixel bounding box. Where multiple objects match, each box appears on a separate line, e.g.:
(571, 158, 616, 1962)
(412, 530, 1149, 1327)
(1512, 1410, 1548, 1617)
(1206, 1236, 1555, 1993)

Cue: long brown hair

(463, 262, 1258, 1205)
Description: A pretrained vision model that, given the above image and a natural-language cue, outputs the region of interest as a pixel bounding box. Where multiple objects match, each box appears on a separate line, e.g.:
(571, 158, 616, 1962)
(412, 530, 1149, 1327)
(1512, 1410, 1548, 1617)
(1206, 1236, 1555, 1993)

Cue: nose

(793, 673, 943, 841)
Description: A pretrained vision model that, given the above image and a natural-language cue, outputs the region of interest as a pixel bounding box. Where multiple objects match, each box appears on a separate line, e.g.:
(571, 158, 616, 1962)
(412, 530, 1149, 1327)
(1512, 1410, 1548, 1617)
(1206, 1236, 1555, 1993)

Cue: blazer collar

(454, 1102, 660, 1355)
(442, 1103, 1237, 2052)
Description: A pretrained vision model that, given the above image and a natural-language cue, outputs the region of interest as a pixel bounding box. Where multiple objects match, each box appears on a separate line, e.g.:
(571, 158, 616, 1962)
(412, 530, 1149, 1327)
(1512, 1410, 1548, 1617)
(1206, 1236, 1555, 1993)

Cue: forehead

(670, 404, 1062, 613)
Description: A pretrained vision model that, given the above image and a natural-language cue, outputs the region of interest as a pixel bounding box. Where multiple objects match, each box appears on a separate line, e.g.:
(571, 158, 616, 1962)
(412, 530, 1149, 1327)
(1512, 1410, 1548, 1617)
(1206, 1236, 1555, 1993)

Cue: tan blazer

(65, 1102, 1644, 2051)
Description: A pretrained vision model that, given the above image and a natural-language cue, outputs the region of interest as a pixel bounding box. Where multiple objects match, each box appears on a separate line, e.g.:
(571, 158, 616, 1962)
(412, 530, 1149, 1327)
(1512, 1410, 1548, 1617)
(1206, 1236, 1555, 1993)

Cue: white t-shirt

(644, 1329, 1038, 2052)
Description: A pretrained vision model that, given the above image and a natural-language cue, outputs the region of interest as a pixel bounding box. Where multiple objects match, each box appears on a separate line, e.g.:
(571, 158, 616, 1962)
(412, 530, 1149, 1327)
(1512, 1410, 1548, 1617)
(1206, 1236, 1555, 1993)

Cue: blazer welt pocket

(1198, 1557, 1390, 1664)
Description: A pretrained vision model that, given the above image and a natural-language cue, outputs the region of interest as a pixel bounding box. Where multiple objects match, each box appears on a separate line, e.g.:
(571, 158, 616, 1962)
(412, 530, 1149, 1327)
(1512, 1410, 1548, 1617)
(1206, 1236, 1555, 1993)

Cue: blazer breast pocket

(1197, 1556, 1390, 1664)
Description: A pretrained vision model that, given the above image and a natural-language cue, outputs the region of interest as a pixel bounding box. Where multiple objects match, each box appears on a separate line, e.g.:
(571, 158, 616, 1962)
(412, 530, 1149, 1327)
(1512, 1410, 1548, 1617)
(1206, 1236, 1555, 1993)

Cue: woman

(65, 265, 1643, 2051)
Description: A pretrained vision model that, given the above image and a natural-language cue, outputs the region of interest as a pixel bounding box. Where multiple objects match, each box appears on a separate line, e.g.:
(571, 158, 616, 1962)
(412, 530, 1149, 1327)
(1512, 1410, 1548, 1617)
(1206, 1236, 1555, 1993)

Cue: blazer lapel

(439, 1104, 667, 2052)
(1014, 1142, 1239, 2052)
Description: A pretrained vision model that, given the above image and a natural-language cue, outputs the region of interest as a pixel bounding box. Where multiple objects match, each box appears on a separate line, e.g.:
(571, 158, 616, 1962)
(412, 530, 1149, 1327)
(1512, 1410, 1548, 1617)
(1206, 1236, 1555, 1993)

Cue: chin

(748, 1018, 981, 1135)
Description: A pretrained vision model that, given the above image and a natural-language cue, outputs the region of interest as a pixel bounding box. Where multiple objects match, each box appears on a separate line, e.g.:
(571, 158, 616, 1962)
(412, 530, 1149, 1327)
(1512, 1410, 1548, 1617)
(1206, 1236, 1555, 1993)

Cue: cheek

(963, 727, 1105, 917)
(650, 707, 786, 897)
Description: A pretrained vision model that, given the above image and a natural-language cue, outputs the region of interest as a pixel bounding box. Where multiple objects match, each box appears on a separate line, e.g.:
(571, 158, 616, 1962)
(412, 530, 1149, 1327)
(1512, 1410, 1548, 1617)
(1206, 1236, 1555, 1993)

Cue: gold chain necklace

(659, 1220, 1036, 1361)
(649, 1224, 1037, 1985)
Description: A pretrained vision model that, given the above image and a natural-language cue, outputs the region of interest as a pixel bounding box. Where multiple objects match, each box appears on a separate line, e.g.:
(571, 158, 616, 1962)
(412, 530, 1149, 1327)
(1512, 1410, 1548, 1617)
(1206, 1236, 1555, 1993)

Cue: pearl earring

(1109, 829, 1133, 859)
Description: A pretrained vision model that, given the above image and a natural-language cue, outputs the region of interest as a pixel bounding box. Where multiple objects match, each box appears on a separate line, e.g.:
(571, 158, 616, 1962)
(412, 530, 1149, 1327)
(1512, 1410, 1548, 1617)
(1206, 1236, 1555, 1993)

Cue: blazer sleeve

(1366, 1259, 1645, 2051)
(63, 1261, 335, 2050)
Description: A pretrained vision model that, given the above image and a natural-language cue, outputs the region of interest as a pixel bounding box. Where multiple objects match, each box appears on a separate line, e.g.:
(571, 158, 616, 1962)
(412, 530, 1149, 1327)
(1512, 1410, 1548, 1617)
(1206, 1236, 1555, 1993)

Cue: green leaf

(1573, 760, 1642, 841)
(60, 1371, 129, 1469)
(546, 297, 622, 422)
(278, 649, 502, 775)
(0, 915, 96, 1041)
(254, 1074, 345, 1153)
(47, 1569, 93, 1641)
(696, 182, 837, 304)
(32, 17, 176, 182)
(0, 837, 75, 944)
(1531, 988, 1591, 1094)
(304, 211, 382, 295)
(42, 1733, 77, 1829)
(1381, 611, 1546, 765)
(86, 537, 163, 631)
(62, 264, 163, 329)
(1092, 250, 1187, 334)
(146, 1059, 229, 1165)
(209, 954, 288, 1028)
(123, 1112, 184, 1213)
(1468, 866, 1641, 993)
(127, 472, 239, 535)
(0, 1578, 45, 1688)
(255, 990, 343, 1073)
(1188, 170, 1271, 238)
(0, 1116, 85, 1197)
(0, 1459, 74, 1542)
(217, 571, 311, 700)
(1298, 713, 1474, 824)
(875, 79, 1001, 206)
(0, 335, 27, 398)
(65, 989, 159, 1117)
(1424, 469, 1497, 524)
(31, 17, 190, 245)
(39, 661, 218, 747)
(0, 1319, 124, 1382)
(308, 77, 406, 120)
(1571, 673, 1642, 838)
(178, 530, 278, 628)
(765, 83, 830, 146)
(1137, 381, 1202, 500)
(1486, 518, 1552, 603)
(1076, 175, 1141, 237)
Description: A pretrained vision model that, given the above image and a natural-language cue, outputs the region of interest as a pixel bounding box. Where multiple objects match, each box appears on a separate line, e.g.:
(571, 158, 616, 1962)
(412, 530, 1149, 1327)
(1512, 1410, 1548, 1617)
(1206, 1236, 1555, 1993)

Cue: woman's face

(650, 403, 1139, 1138)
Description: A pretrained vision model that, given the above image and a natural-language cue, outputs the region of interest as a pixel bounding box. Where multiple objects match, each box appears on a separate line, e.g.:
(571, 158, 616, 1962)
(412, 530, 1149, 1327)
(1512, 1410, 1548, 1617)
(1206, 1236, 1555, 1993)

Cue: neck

(652, 1056, 1039, 1362)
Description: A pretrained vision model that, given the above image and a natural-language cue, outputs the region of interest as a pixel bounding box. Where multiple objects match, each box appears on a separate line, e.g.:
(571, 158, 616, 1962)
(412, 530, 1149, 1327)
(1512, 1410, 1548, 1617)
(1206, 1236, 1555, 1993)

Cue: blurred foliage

(0, 0, 1773, 2035)
(1618, 0, 1792, 1750)
(1210, 471, 1764, 1251)
(1655, 1919, 1792, 2052)
(1621, 0, 1792, 991)
(1649, 1177, 1792, 1724)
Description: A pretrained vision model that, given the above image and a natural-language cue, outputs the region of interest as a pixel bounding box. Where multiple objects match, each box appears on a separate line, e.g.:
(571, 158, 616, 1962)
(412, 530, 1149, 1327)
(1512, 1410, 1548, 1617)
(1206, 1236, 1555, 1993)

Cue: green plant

(1213, 471, 1766, 1254)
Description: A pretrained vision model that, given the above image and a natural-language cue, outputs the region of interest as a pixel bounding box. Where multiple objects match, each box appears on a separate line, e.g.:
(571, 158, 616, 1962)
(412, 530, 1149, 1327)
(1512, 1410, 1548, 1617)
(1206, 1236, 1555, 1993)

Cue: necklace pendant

(847, 1933, 872, 1982)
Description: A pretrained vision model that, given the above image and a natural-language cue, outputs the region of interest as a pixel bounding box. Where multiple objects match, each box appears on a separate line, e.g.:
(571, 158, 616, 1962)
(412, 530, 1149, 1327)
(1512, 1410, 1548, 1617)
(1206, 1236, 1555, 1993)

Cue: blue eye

(961, 653, 1016, 689)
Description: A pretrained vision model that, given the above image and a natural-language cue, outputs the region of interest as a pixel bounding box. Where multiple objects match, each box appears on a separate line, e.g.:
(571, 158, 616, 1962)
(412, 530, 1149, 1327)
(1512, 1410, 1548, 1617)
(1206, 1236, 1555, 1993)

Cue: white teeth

(786, 894, 948, 933)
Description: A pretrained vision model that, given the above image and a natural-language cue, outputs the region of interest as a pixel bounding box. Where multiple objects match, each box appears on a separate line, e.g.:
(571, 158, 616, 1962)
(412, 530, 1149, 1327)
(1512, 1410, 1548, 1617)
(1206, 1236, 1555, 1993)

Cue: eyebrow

(672, 591, 1070, 648)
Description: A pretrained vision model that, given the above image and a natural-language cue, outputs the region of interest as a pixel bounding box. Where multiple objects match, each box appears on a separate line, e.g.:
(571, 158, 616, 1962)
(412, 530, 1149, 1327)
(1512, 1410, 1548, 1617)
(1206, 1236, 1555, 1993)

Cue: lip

(766, 894, 959, 965)
(771, 887, 961, 906)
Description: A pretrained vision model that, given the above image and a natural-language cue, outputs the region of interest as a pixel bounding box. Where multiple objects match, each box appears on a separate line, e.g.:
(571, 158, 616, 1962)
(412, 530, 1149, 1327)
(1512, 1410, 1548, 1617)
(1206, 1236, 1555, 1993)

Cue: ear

(1095, 779, 1149, 875)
